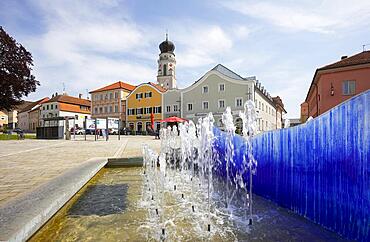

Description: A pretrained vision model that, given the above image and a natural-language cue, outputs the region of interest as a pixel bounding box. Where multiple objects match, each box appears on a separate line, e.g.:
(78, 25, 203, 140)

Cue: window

(187, 103, 193, 111)
(46, 105, 49, 110)
(43, 106, 45, 110)
(163, 64, 167, 76)
(105, 94, 108, 100)
(136, 108, 143, 115)
(173, 105, 179, 112)
(109, 92, 113, 99)
(109, 106, 113, 113)
(202, 86, 209, 93)
(104, 106, 108, 113)
(259, 101, 261, 109)
(94, 107, 98, 114)
(342, 80, 356, 95)
(55, 104, 58, 109)
(51, 105, 53, 110)
(166, 105, 171, 113)
(235, 98, 243, 107)
(114, 92, 118, 99)
(144, 107, 151, 114)
(219, 83, 225, 92)
(100, 94, 103, 100)
(218, 99, 225, 109)
(154, 106, 162, 113)
(128, 109, 135, 115)
(114, 105, 118, 113)
(136, 93, 143, 99)
(262, 103, 264, 111)
(99, 107, 103, 113)
(202, 101, 209, 110)
(145, 92, 152, 98)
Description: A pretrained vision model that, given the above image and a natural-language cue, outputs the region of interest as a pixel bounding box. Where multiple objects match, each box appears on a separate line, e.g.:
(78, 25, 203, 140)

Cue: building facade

(18, 97, 49, 132)
(89, 81, 135, 126)
(126, 82, 166, 133)
(40, 94, 91, 128)
(163, 89, 181, 118)
(177, 64, 285, 133)
(0, 111, 8, 128)
(6, 101, 32, 129)
(301, 51, 370, 122)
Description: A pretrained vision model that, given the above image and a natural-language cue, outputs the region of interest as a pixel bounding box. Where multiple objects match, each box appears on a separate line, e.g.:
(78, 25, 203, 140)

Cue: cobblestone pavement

(0, 135, 160, 206)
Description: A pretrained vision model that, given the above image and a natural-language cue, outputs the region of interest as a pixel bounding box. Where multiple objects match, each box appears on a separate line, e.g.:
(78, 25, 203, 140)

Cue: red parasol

(160, 116, 187, 123)
(150, 112, 154, 129)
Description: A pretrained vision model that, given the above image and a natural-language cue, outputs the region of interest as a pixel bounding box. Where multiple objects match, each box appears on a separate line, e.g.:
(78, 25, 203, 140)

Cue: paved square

(0, 135, 160, 206)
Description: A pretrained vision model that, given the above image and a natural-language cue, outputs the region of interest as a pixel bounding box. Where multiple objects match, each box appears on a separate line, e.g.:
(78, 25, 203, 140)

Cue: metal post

(73, 118, 76, 140)
(106, 117, 109, 141)
(118, 95, 121, 141)
(84, 116, 87, 141)
(94, 118, 97, 141)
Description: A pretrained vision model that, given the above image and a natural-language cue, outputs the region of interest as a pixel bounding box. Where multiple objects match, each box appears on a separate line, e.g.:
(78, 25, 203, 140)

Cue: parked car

(13, 128, 23, 134)
(85, 129, 96, 135)
(109, 128, 118, 135)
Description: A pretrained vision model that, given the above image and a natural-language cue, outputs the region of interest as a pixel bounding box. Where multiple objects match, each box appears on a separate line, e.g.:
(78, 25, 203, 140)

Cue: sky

(1, 0, 370, 117)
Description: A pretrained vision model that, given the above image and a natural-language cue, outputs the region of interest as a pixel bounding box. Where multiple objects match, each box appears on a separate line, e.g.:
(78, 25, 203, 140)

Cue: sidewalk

(0, 136, 160, 207)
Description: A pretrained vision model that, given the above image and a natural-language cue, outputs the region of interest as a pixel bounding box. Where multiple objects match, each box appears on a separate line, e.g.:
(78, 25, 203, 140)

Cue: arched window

(163, 64, 167, 76)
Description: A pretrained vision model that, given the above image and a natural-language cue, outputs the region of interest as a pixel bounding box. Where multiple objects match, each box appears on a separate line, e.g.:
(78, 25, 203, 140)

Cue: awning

(160, 116, 187, 123)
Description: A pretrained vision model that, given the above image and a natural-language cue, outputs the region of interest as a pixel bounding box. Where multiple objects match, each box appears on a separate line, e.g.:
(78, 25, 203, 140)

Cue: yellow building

(126, 82, 166, 133)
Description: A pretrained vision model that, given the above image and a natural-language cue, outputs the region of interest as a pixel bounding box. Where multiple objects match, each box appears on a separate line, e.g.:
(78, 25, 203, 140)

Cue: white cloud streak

(222, 0, 370, 33)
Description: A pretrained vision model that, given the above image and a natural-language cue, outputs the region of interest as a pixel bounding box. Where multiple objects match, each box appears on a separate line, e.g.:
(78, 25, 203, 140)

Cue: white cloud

(174, 25, 233, 67)
(24, 0, 156, 99)
(222, 0, 370, 33)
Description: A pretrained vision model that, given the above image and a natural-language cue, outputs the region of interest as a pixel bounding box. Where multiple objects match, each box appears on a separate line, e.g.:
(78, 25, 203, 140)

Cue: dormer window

(202, 86, 209, 94)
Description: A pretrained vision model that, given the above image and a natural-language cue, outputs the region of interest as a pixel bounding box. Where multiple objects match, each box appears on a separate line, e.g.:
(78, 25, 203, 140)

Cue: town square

(0, 1, 369, 241)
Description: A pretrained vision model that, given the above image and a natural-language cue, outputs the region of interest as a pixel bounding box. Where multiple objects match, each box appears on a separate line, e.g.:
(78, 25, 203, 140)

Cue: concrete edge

(106, 156, 143, 167)
(0, 157, 108, 242)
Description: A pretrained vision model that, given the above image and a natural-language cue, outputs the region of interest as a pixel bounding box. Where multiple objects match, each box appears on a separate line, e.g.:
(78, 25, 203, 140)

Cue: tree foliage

(0, 26, 39, 111)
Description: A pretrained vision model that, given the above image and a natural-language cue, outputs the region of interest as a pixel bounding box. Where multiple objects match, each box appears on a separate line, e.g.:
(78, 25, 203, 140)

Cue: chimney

(52, 93, 54, 98)
(79, 94, 82, 99)
(341, 55, 348, 60)
(55, 92, 58, 96)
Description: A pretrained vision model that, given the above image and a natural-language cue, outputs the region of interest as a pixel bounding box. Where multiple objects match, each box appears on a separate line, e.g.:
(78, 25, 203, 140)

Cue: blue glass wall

(213, 90, 369, 241)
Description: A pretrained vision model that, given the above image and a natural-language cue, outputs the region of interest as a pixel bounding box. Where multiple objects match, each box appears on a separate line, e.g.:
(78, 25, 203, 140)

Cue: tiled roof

(149, 82, 167, 93)
(20, 97, 49, 113)
(44, 95, 91, 106)
(89, 81, 136, 93)
(318, 51, 370, 71)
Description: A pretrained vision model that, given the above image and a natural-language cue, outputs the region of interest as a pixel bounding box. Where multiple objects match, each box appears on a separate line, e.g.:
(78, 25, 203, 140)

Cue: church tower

(157, 34, 176, 89)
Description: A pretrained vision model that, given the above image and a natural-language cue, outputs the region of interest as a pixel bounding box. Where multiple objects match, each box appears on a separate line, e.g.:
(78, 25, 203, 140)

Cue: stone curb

(0, 157, 108, 242)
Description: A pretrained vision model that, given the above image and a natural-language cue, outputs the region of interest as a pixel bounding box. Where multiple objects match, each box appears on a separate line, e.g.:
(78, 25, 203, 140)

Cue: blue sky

(1, 0, 370, 117)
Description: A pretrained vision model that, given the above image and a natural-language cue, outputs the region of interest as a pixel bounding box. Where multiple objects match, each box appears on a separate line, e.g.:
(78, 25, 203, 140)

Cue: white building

(40, 94, 91, 129)
(163, 64, 286, 133)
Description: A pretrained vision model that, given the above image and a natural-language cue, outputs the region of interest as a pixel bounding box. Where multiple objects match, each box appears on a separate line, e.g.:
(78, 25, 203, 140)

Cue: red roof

(89, 81, 136, 93)
(149, 82, 167, 93)
(20, 97, 49, 113)
(44, 95, 91, 107)
(318, 51, 370, 71)
(304, 51, 370, 102)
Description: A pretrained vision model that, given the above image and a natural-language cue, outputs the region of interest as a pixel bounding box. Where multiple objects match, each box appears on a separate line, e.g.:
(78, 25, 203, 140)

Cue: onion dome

(159, 34, 175, 53)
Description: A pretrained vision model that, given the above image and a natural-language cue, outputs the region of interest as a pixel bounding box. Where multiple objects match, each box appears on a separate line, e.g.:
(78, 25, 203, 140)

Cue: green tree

(0, 26, 39, 111)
